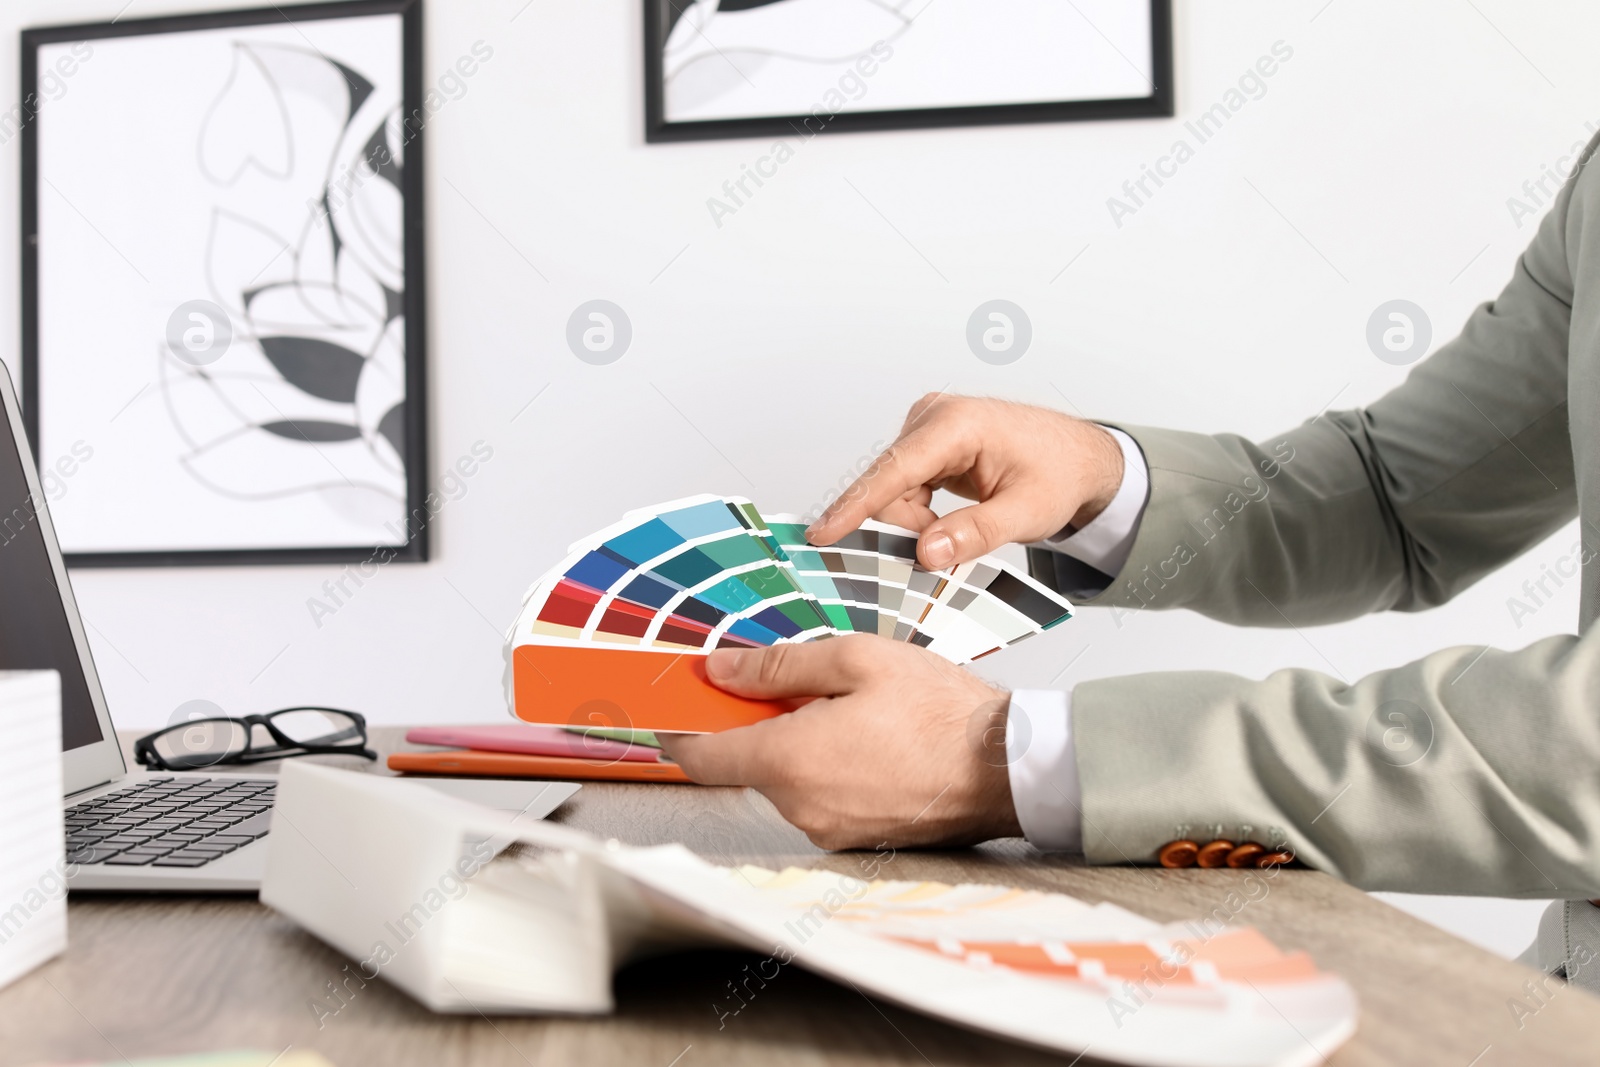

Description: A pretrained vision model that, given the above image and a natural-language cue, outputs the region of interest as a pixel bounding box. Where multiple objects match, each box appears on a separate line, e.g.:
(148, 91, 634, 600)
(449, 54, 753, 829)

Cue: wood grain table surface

(1, 727, 1595, 1067)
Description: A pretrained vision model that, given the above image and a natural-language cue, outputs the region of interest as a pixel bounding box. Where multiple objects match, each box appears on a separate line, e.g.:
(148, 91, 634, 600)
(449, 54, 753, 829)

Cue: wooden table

(3, 728, 1596, 1067)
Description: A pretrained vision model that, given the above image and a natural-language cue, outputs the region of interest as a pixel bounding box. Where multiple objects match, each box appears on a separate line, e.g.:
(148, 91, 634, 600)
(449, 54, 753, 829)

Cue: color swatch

(506, 495, 1073, 690)
(518, 496, 831, 654)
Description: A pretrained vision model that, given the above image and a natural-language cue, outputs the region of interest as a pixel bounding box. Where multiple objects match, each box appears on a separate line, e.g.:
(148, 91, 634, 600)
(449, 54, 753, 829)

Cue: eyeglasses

(134, 707, 377, 771)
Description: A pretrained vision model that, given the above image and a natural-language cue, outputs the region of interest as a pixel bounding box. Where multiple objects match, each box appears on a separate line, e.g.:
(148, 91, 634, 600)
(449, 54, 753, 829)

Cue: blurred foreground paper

(27, 1052, 338, 1067)
(0, 671, 65, 993)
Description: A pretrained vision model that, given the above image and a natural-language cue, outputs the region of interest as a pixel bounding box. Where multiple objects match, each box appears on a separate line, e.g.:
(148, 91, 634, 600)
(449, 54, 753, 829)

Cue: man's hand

(806, 394, 1124, 570)
(655, 635, 1023, 850)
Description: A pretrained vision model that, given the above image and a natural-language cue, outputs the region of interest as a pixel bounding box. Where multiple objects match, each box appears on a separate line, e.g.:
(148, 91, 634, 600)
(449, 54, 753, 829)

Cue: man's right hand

(806, 394, 1125, 570)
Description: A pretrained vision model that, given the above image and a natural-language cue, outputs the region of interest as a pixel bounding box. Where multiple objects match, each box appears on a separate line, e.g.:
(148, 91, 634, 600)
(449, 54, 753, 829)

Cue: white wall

(3, 0, 1595, 960)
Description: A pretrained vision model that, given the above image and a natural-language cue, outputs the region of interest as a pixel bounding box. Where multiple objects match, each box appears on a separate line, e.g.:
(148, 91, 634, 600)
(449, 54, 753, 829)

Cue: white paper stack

(0, 670, 65, 990)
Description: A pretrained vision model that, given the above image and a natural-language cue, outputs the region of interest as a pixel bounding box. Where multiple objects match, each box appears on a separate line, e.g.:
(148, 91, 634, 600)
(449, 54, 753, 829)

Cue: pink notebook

(405, 724, 665, 763)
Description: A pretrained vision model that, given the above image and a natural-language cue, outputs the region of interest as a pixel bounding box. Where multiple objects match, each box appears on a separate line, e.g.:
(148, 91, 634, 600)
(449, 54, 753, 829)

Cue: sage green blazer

(1031, 136, 1600, 899)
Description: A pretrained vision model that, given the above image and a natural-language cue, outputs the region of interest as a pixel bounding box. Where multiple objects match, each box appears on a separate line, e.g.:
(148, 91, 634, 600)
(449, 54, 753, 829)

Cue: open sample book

(503, 494, 1076, 733)
(263, 764, 1357, 1067)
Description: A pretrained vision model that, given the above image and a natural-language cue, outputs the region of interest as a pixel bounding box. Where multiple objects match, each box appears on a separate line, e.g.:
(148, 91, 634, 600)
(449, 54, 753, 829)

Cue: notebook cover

(510, 644, 791, 733)
(388, 748, 695, 783)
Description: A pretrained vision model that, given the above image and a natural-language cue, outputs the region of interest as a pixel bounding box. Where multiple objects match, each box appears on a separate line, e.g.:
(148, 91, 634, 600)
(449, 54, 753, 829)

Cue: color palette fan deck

(504, 495, 1073, 733)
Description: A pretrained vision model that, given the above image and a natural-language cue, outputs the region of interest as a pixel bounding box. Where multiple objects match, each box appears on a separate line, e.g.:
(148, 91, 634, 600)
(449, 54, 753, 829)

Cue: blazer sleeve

(1043, 137, 1600, 896)
(1071, 632, 1600, 897)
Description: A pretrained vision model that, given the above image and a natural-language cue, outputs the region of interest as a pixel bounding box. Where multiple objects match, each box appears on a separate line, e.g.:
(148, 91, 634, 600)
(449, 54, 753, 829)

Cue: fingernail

(805, 517, 828, 542)
(707, 648, 746, 681)
(923, 532, 954, 569)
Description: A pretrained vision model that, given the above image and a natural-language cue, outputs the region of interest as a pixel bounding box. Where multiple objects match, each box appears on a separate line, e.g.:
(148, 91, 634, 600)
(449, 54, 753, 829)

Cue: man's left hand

(656, 635, 1023, 850)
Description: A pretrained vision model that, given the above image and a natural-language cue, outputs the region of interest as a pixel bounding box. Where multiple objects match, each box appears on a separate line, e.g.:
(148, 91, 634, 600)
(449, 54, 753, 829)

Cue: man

(658, 136, 1600, 988)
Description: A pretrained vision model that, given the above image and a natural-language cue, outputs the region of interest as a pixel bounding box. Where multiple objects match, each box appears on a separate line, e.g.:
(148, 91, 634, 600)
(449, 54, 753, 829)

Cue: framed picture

(644, 0, 1173, 143)
(21, 0, 427, 567)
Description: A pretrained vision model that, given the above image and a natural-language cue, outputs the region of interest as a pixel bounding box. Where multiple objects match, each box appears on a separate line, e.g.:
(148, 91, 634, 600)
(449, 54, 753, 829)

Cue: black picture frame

(644, 0, 1173, 143)
(20, 0, 428, 568)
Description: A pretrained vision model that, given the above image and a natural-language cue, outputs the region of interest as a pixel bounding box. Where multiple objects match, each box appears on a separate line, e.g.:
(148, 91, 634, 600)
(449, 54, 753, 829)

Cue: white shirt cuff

(1042, 427, 1149, 578)
(1006, 689, 1082, 852)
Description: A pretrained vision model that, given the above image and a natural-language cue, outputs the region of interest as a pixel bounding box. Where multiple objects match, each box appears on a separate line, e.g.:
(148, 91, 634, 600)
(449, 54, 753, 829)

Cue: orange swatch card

(509, 645, 791, 734)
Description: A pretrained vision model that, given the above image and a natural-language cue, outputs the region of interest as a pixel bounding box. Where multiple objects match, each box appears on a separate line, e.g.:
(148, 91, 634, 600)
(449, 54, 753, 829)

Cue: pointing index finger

(807, 426, 971, 545)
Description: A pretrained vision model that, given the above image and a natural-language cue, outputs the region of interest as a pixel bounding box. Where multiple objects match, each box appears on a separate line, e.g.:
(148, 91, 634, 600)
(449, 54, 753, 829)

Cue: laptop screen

(0, 395, 103, 751)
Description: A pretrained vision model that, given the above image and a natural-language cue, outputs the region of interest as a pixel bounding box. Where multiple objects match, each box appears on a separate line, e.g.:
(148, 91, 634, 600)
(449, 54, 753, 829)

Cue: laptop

(0, 367, 578, 891)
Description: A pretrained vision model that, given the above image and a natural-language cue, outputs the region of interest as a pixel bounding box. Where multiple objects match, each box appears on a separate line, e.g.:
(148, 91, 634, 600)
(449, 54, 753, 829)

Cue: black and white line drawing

(646, 0, 1172, 141)
(22, 1, 426, 566)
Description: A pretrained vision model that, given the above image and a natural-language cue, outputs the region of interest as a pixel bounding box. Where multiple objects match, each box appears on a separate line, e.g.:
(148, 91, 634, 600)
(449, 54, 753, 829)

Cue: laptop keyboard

(64, 776, 276, 868)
